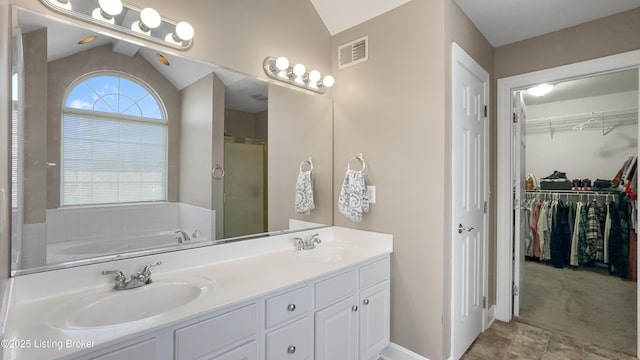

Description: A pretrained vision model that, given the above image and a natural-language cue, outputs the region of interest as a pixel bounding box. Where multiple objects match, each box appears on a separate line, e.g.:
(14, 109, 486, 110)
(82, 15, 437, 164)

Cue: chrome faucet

(175, 229, 191, 243)
(102, 261, 162, 290)
(294, 233, 322, 251)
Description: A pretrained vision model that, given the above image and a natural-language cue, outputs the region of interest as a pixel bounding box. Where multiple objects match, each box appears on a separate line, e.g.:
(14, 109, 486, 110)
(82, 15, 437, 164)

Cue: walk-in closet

(517, 68, 639, 355)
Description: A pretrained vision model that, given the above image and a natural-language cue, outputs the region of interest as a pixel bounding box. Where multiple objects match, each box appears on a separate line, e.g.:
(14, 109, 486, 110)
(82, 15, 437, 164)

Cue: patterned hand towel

(295, 170, 315, 214)
(338, 169, 369, 222)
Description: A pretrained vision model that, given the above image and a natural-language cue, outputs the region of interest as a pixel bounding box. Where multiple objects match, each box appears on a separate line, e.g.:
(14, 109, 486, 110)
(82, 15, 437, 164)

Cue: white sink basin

(48, 277, 214, 328)
(298, 246, 353, 263)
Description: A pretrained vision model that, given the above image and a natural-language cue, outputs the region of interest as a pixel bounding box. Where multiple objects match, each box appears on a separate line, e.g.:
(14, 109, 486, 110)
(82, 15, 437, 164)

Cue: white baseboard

(485, 304, 496, 330)
(380, 343, 430, 360)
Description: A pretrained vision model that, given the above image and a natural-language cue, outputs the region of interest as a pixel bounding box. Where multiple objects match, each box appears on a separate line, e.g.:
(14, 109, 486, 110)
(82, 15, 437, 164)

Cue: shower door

(223, 139, 267, 238)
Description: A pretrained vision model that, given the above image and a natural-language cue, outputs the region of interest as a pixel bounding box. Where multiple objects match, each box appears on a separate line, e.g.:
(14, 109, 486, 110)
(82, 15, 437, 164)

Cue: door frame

(450, 42, 490, 357)
(496, 48, 640, 354)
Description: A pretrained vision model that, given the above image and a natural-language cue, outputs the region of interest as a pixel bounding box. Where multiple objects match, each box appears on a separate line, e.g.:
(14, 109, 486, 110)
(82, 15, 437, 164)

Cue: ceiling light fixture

(527, 84, 554, 97)
(77, 36, 97, 44)
(263, 56, 334, 94)
(157, 53, 170, 66)
(38, 0, 195, 50)
(131, 8, 161, 35)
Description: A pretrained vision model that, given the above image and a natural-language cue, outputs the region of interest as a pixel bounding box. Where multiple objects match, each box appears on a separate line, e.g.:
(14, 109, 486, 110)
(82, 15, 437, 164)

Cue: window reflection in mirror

(10, 9, 332, 275)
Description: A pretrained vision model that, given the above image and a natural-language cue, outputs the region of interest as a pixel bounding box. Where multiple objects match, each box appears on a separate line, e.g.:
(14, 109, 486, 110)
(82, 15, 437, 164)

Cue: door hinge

(484, 105, 487, 118)
(483, 201, 487, 214)
(512, 284, 519, 297)
(512, 112, 520, 123)
(482, 296, 487, 309)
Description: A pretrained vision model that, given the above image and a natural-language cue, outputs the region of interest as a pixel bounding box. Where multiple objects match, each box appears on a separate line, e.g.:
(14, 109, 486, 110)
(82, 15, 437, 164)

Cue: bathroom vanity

(3, 227, 392, 360)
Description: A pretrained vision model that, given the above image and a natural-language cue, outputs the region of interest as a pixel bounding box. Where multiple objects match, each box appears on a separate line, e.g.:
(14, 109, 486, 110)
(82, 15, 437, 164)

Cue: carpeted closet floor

(518, 261, 637, 356)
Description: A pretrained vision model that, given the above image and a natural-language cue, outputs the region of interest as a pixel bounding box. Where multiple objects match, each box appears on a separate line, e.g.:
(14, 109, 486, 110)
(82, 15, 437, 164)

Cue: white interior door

(451, 43, 489, 360)
(512, 91, 527, 316)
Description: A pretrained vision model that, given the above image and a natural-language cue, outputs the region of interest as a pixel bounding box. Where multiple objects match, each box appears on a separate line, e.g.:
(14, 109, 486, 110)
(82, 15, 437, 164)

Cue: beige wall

(225, 109, 267, 142)
(180, 73, 216, 210)
(46, 44, 182, 208)
(268, 84, 333, 230)
(331, 0, 447, 358)
(495, 7, 640, 79)
(22, 29, 47, 224)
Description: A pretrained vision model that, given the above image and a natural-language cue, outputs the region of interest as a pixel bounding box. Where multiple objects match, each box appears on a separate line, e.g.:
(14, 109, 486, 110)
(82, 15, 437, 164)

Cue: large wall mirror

(10, 8, 333, 275)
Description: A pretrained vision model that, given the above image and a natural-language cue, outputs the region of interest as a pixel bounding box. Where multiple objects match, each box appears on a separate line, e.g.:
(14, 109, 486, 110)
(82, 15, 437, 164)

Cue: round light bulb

(308, 70, 321, 83)
(175, 21, 194, 41)
(293, 64, 306, 77)
(140, 8, 161, 29)
(322, 75, 335, 88)
(275, 57, 290, 71)
(98, 0, 123, 17)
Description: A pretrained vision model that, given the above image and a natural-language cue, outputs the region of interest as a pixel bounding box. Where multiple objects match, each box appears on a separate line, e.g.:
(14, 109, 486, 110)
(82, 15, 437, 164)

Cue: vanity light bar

(39, 0, 194, 50)
(263, 56, 334, 94)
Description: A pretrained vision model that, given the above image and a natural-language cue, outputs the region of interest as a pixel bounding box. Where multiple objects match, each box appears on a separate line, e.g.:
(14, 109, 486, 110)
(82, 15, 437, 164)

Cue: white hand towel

(295, 170, 315, 214)
(338, 169, 369, 222)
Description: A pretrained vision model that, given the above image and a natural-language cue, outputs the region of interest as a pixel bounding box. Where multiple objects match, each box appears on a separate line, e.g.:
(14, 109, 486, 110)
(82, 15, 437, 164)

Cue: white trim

(380, 343, 430, 360)
(485, 304, 496, 330)
(451, 42, 490, 359)
(496, 49, 640, 354)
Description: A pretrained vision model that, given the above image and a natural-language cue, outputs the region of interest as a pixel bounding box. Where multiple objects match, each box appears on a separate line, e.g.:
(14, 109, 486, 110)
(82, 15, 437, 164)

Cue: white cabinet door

(84, 338, 156, 360)
(212, 341, 257, 360)
(359, 281, 390, 360)
(315, 295, 358, 360)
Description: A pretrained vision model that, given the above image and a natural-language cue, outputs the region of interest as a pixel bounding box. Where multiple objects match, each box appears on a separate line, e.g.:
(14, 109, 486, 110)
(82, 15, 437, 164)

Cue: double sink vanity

(3, 227, 392, 360)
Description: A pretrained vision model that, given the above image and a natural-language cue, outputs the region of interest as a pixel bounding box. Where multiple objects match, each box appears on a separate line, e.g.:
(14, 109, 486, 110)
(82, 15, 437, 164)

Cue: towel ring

(299, 157, 313, 172)
(212, 164, 225, 179)
(347, 153, 366, 172)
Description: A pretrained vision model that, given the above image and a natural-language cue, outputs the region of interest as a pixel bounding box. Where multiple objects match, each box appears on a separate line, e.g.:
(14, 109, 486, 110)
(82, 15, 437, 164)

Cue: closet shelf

(525, 108, 637, 135)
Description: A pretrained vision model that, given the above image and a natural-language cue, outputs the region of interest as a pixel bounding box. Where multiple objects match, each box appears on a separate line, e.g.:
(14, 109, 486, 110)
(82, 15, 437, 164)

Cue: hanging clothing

(586, 202, 604, 262)
(532, 200, 543, 258)
(604, 206, 612, 264)
(570, 201, 583, 266)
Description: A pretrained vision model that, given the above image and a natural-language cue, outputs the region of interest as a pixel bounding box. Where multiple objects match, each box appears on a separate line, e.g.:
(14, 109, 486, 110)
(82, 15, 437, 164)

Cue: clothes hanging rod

(526, 189, 617, 195)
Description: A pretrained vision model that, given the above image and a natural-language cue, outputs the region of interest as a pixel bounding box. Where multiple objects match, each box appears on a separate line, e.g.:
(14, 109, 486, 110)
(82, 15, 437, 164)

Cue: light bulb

(322, 75, 335, 88)
(275, 57, 290, 71)
(293, 64, 306, 77)
(175, 21, 194, 41)
(92, 0, 122, 24)
(132, 8, 161, 34)
(140, 8, 161, 29)
(308, 70, 321, 83)
(99, 0, 122, 17)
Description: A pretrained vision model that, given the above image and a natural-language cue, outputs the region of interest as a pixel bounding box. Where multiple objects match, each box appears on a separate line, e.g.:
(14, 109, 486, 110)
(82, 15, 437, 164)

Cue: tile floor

(462, 319, 637, 360)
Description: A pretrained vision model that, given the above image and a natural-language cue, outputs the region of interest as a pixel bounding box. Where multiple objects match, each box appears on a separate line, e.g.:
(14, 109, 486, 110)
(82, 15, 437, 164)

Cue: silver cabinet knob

(363, 299, 370, 305)
(352, 305, 358, 312)
(287, 345, 296, 354)
(287, 303, 296, 312)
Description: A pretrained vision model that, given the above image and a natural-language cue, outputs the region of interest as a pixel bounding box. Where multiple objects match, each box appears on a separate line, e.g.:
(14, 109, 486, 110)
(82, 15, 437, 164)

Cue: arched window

(62, 72, 168, 206)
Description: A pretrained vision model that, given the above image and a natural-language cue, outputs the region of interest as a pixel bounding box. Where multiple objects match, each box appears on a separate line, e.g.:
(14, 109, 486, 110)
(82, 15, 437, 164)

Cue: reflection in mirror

(11, 9, 332, 275)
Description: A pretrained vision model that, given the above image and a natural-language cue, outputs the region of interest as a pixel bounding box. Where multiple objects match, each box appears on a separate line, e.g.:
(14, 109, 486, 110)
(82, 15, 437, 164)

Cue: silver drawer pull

(352, 305, 358, 312)
(363, 299, 370, 305)
(287, 303, 296, 312)
(287, 345, 296, 354)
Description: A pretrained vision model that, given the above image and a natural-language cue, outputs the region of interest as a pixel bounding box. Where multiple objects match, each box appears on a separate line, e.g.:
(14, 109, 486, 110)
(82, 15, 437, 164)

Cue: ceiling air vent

(338, 36, 368, 69)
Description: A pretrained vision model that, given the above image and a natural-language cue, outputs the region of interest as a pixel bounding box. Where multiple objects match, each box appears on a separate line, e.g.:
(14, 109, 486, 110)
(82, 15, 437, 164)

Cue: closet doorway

(496, 49, 640, 357)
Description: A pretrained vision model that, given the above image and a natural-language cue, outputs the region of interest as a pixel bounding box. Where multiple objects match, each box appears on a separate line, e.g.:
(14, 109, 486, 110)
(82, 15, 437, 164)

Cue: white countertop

(2, 227, 392, 360)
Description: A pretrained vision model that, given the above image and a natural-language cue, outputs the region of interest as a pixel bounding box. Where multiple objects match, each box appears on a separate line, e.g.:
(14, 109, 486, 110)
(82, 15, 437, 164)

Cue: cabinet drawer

(212, 341, 257, 360)
(359, 256, 390, 290)
(266, 285, 311, 329)
(315, 270, 356, 309)
(175, 304, 257, 359)
(266, 317, 312, 360)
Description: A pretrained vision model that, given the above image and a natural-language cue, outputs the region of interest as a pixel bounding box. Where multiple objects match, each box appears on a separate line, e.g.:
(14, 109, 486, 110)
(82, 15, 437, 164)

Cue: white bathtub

(46, 230, 208, 264)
